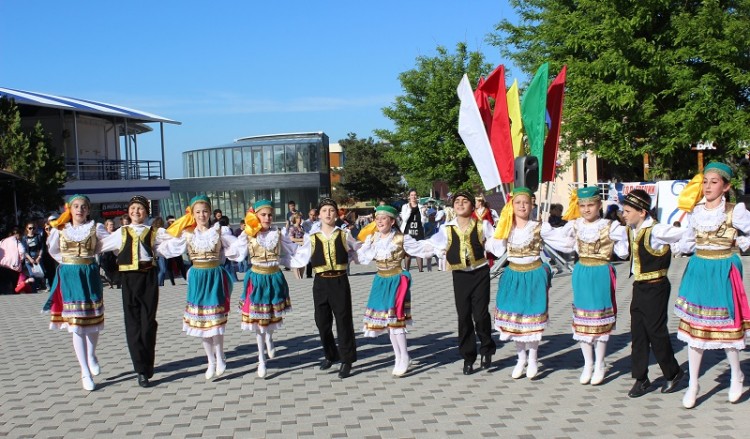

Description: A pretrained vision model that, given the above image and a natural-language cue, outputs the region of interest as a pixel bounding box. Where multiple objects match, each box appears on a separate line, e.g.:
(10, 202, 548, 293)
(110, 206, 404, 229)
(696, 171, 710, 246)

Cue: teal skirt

(494, 262, 551, 342)
(571, 261, 616, 342)
(183, 265, 232, 337)
(240, 268, 291, 332)
(48, 263, 104, 334)
(363, 270, 412, 336)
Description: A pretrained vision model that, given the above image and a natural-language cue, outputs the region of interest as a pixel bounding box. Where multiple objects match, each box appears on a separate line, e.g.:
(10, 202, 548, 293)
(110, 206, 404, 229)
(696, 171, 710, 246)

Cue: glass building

(162, 132, 331, 223)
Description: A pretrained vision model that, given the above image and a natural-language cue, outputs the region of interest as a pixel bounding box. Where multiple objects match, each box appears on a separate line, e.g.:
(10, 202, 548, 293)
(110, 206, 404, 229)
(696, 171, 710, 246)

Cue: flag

(474, 77, 492, 134)
(542, 65, 567, 182)
(507, 79, 523, 158)
(521, 63, 549, 182)
(457, 74, 502, 190)
(477, 65, 514, 183)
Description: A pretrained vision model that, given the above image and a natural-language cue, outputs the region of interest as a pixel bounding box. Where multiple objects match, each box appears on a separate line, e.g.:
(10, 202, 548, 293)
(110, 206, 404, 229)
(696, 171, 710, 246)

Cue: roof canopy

(0, 87, 181, 125)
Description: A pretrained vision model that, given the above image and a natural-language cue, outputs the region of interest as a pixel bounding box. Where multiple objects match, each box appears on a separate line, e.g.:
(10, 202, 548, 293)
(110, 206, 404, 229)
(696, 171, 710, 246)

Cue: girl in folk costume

(236, 200, 306, 378)
(488, 187, 573, 379)
(357, 205, 433, 376)
(473, 195, 496, 226)
(673, 162, 750, 408)
(559, 187, 629, 385)
(162, 195, 240, 380)
(46, 194, 109, 391)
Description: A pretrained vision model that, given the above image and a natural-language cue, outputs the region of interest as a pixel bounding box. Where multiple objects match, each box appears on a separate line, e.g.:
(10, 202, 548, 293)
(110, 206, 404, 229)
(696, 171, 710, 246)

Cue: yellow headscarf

(243, 208, 263, 237)
(677, 173, 704, 213)
(50, 194, 90, 230)
(493, 188, 532, 240)
(165, 195, 209, 237)
(562, 190, 580, 221)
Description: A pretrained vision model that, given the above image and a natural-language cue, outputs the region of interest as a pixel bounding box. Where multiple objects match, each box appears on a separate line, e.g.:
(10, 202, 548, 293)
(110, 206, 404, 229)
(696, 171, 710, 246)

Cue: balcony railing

(65, 159, 163, 181)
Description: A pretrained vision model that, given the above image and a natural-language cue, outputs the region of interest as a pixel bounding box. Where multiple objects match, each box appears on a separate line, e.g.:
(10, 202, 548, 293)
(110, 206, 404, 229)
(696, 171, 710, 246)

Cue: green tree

(335, 133, 404, 203)
(490, 1, 750, 180)
(0, 97, 66, 230)
(376, 43, 493, 192)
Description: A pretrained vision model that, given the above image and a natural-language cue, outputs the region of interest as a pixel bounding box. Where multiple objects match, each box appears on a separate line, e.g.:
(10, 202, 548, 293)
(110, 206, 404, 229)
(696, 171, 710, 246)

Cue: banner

(656, 180, 690, 225)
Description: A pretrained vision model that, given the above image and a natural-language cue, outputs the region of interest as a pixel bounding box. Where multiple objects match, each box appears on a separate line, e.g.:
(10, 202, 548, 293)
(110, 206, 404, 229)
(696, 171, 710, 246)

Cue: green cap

(704, 162, 733, 180)
(576, 186, 601, 201)
(375, 205, 398, 218)
(190, 195, 211, 209)
(253, 199, 273, 211)
(512, 187, 533, 198)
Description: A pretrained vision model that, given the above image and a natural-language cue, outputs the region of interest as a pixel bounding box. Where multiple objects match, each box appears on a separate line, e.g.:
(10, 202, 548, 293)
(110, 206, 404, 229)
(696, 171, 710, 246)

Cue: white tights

(72, 332, 98, 377)
(580, 339, 607, 367)
(201, 334, 226, 366)
(687, 346, 743, 388)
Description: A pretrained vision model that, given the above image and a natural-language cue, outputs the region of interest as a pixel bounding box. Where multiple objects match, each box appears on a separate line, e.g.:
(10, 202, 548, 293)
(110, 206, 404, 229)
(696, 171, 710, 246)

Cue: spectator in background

(548, 203, 567, 228)
(21, 220, 45, 292)
(99, 219, 120, 288)
(399, 189, 426, 272)
(0, 227, 25, 295)
(219, 216, 238, 281)
(212, 209, 223, 226)
(286, 200, 298, 227)
(605, 204, 624, 225)
(120, 213, 131, 227)
(531, 195, 539, 221)
(287, 213, 306, 279)
(234, 220, 245, 238)
(302, 209, 318, 278)
(165, 215, 188, 282)
(41, 218, 59, 290)
(152, 217, 174, 287)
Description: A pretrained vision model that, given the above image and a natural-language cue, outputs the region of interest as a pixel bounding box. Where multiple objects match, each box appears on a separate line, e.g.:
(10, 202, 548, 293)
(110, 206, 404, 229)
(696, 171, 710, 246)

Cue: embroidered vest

(187, 232, 222, 261)
(60, 224, 98, 259)
(508, 223, 543, 259)
(117, 226, 156, 271)
(629, 226, 671, 281)
(695, 203, 736, 249)
(445, 220, 486, 270)
(374, 232, 406, 272)
(310, 229, 349, 273)
(247, 230, 281, 265)
(576, 220, 615, 261)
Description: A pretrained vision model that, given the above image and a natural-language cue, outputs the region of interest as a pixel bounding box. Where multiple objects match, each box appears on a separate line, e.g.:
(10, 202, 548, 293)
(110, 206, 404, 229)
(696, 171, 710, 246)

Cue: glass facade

(165, 133, 330, 224)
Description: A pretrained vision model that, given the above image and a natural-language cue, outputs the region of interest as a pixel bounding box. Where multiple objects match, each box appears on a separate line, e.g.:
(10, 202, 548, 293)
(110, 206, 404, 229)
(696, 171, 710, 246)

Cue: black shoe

(338, 362, 352, 378)
(319, 359, 334, 370)
(481, 354, 492, 370)
(463, 361, 474, 375)
(661, 369, 685, 394)
(628, 378, 651, 398)
(137, 373, 150, 388)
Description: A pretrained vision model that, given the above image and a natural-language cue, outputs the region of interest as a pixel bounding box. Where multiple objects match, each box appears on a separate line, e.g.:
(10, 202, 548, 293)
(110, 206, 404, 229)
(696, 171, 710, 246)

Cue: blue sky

(0, 1, 519, 178)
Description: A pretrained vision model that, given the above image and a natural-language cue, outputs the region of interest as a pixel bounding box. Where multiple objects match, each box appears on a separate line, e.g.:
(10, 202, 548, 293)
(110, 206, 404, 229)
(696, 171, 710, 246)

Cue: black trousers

(121, 268, 159, 377)
(630, 278, 680, 381)
(452, 265, 496, 362)
(312, 274, 357, 364)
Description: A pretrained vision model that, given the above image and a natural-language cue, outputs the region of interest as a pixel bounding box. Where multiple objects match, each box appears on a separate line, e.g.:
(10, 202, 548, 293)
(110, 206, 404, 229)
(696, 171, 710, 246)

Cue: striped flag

(457, 74, 501, 190)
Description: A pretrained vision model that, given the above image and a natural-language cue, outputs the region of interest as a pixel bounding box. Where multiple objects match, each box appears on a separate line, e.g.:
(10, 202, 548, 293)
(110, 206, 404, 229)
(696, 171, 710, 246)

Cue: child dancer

(560, 187, 629, 385)
(422, 191, 497, 375)
(47, 194, 108, 391)
(236, 200, 304, 378)
(489, 187, 573, 379)
(673, 162, 750, 408)
(620, 189, 685, 398)
(357, 205, 433, 376)
(162, 195, 239, 380)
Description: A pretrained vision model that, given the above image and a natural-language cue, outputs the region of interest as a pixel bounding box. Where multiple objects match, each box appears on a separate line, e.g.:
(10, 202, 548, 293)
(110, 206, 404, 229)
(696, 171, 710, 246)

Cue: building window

(263, 145, 273, 174)
(285, 144, 297, 173)
(233, 148, 242, 176)
(252, 147, 263, 175)
(242, 147, 252, 175)
(273, 145, 285, 173)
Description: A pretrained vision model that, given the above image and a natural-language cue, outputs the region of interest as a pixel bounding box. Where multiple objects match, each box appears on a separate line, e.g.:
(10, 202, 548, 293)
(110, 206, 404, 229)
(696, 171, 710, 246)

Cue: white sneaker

(728, 374, 744, 403)
(205, 363, 216, 380)
(579, 364, 593, 384)
(526, 360, 538, 379)
(82, 375, 95, 391)
(88, 357, 101, 377)
(590, 363, 606, 385)
(257, 362, 267, 378)
(683, 384, 700, 409)
(511, 360, 526, 379)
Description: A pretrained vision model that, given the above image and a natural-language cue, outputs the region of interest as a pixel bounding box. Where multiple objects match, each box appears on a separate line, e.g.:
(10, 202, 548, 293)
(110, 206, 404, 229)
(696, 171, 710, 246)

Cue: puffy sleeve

(677, 213, 696, 255)
(420, 227, 447, 258)
(610, 221, 630, 259)
(46, 228, 62, 263)
(403, 233, 436, 259)
(226, 232, 249, 263)
(220, 226, 241, 260)
(98, 228, 123, 254)
(484, 236, 507, 258)
(356, 234, 376, 265)
(650, 223, 685, 248)
(542, 221, 575, 254)
(280, 232, 308, 269)
(154, 227, 185, 258)
(732, 202, 750, 234)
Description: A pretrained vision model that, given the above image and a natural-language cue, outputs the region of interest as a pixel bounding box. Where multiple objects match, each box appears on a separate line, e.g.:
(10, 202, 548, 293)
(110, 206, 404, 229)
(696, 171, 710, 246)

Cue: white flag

(457, 74, 501, 190)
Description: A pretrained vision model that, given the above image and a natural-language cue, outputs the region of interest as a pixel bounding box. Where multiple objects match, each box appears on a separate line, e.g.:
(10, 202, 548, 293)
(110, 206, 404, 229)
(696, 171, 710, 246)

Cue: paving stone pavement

(1, 257, 749, 438)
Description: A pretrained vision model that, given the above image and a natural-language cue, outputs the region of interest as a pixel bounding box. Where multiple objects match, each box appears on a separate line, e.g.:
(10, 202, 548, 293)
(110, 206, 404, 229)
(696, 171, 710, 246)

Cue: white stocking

(594, 339, 607, 368)
(516, 341, 528, 364)
(256, 332, 266, 365)
(85, 332, 99, 365)
(389, 330, 401, 364)
(580, 341, 594, 366)
(264, 330, 274, 355)
(687, 346, 704, 387)
(527, 341, 539, 363)
(72, 333, 90, 377)
(202, 337, 215, 364)
(394, 331, 409, 365)
(214, 334, 225, 366)
(725, 348, 742, 380)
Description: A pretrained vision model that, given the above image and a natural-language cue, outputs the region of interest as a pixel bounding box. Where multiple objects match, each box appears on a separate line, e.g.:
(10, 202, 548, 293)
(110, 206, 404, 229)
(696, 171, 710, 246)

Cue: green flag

(521, 63, 549, 182)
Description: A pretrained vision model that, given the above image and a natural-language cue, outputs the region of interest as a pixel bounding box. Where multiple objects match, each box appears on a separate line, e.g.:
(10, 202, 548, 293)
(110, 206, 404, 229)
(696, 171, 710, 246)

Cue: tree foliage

(335, 133, 404, 203)
(490, 0, 750, 180)
(376, 43, 493, 192)
(0, 97, 66, 230)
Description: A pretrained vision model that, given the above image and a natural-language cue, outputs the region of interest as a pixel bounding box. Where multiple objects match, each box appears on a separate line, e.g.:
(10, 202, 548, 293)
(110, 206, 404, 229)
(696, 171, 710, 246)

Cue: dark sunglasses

(26, 227, 34, 230)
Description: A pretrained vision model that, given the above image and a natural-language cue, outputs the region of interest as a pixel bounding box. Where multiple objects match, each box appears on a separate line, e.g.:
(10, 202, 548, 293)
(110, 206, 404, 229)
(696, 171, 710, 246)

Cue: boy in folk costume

(672, 162, 750, 408)
(620, 189, 685, 398)
(558, 187, 629, 385)
(100, 195, 171, 388)
(423, 191, 497, 375)
(298, 198, 362, 378)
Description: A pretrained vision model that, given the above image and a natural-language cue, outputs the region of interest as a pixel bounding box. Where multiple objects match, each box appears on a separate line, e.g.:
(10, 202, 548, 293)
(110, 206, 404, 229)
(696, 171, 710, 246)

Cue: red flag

(474, 77, 492, 135)
(477, 65, 514, 183)
(542, 65, 567, 182)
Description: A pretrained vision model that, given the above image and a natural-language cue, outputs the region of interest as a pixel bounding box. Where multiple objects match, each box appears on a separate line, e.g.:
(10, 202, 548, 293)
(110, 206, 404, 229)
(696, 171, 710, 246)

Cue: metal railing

(65, 159, 163, 181)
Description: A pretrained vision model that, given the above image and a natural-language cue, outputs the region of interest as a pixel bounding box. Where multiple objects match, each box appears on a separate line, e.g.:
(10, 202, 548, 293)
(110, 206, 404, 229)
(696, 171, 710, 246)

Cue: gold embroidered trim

(377, 267, 402, 277)
(192, 260, 220, 269)
(251, 265, 280, 275)
(61, 256, 95, 265)
(695, 248, 733, 259)
(578, 257, 609, 266)
(508, 260, 543, 272)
